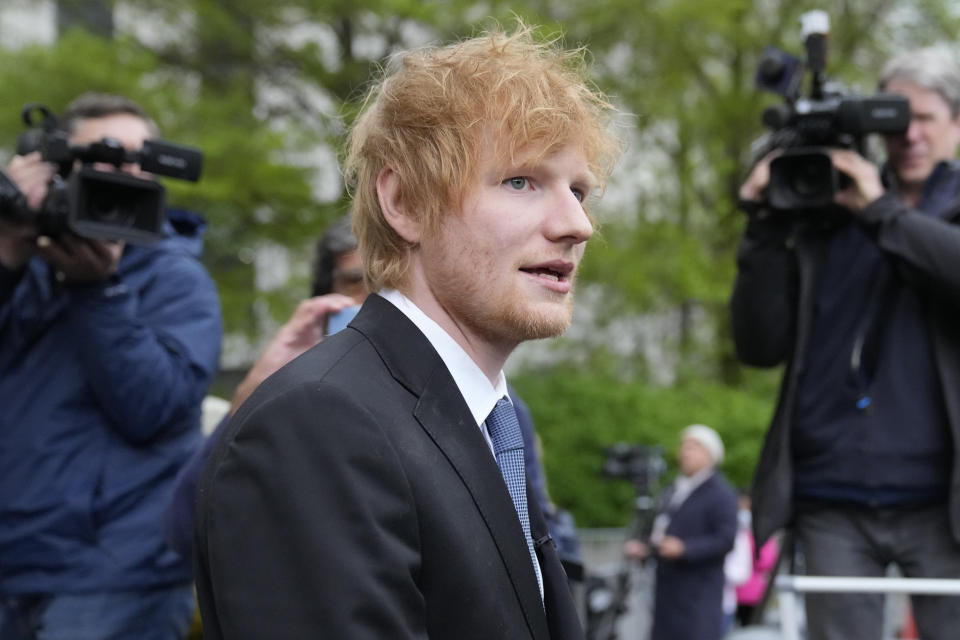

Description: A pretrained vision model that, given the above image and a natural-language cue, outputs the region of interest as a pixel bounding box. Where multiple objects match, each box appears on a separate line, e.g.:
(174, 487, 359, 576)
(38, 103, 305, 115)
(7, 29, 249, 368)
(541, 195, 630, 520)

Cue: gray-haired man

(733, 46, 960, 639)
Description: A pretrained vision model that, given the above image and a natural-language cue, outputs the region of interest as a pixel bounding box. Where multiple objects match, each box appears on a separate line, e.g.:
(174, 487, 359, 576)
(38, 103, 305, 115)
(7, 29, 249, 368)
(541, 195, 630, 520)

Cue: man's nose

(905, 119, 923, 142)
(548, 188, 594, 244)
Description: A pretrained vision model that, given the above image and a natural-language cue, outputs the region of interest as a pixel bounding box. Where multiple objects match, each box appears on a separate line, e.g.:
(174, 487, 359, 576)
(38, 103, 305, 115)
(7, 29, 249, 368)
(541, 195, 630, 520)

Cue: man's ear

(377, 167, 420, 244)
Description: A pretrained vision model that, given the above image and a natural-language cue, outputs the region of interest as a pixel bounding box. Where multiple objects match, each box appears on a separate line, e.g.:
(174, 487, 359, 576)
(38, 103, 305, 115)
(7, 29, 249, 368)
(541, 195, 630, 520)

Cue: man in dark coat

(194, 24, 621, 640)
(625, 425, 738, 640)
(733, 46, 960, 639)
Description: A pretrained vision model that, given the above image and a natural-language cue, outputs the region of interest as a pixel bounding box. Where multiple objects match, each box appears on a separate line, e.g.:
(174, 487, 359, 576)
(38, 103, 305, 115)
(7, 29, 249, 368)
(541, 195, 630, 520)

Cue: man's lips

(521, 260, 574, 279)
(520, 260, 576, 291)
(895, 148, 928, 165)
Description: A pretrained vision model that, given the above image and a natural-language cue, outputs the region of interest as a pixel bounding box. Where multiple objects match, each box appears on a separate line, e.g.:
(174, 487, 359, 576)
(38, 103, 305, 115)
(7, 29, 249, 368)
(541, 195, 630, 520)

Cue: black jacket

(731, 168, 960, 548)
(195, 294, 583, 639)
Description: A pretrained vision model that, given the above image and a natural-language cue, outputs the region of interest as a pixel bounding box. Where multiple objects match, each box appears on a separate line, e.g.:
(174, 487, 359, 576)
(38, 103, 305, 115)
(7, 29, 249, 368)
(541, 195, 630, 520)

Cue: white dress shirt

(379, 289, 543, 596)
(379, 289, 508, 454)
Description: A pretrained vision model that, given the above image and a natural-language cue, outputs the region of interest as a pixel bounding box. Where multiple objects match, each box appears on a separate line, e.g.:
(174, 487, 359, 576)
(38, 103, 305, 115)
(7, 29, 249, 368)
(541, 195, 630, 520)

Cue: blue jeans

(0, 584, 195, 640)
(795, 502, 960, 640)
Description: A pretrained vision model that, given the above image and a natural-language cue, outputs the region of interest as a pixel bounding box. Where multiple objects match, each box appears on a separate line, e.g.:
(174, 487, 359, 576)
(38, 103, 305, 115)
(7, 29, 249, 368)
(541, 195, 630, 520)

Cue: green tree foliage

(2, 0, 474, 336)
(516, 0, 960, 524)
(564, 0, 960, 381)
(511, 364, 778, 526)
(2, 0, 959, 527)
(0, 21, 318, 334)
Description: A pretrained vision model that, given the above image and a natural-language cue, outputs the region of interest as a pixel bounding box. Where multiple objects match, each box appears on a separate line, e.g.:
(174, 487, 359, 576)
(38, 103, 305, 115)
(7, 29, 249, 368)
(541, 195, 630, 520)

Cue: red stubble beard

(425, 235, 579, 348)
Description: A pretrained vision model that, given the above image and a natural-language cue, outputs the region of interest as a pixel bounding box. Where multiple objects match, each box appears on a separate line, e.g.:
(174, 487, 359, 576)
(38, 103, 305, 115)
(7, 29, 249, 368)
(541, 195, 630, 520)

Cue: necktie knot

(486, 397, 524, 455)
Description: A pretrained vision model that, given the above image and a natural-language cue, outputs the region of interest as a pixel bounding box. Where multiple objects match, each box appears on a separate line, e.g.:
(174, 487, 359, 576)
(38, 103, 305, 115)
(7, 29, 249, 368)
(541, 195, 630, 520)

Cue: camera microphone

(137, 140, 203, 182)
(801, 10, 830, 79)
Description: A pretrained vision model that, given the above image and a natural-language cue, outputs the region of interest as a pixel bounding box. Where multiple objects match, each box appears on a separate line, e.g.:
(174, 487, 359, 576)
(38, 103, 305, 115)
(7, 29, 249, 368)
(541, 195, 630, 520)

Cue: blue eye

(571, 188, 585, 203)
(506, 176, 528, 190)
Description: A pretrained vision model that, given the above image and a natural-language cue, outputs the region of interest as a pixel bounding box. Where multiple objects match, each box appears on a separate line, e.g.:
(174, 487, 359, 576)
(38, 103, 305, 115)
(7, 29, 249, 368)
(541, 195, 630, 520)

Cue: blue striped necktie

(486, 397, 543, 598)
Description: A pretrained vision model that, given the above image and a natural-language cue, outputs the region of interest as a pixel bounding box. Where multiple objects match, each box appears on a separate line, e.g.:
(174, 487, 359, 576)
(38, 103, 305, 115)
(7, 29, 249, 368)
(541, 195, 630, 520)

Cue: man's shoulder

(937, 159, 960, 183)
(925, 160, 960, 210)
(199, 335, 417, 509)
(237, 330, 399, 423)
(120, 231, 215, 298)
(690, 471, 736, 500)
(708, 472, 740, 504)
(209, 304, 450, 479)
(120, 209, 207, 270)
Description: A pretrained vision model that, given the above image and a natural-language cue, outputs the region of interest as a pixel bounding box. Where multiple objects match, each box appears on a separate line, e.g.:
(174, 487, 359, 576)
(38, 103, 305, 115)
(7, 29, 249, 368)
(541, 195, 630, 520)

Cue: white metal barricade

(775, 575, 960, 640)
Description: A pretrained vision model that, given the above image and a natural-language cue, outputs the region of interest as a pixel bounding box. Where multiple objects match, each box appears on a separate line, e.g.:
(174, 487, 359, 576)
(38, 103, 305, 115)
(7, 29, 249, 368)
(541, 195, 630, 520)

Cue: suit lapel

(529, 485, 586, 640)
(668, 473, 716, 534)
(415, 367, 551, 640)
(353, 295, 551, 639)
(676, 473, 716, 514)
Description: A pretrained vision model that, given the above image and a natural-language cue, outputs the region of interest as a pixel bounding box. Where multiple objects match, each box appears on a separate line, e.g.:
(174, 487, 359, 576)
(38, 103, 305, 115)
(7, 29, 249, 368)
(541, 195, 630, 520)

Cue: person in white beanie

(624, 424, 738, 640)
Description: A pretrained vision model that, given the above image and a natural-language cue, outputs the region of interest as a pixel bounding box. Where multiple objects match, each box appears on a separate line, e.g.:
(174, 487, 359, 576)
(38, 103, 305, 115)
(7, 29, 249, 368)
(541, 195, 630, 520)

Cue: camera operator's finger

(7, 152, 56, 211)
(89, 239, 125, 265)
(300, 294, 357, 320)
(35, 236, 75, 281)
(37, 235, 123, 284)
(739, 150, 783, 202)
(277, 294, 356, 345)
(77, 238, 124, 278)
(829, 149, 884, 212)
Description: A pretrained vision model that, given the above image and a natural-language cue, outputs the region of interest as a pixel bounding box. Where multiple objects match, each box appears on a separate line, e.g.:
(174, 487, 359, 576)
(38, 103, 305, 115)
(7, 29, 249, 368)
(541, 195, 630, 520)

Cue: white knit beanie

(681, 424, 725, 465)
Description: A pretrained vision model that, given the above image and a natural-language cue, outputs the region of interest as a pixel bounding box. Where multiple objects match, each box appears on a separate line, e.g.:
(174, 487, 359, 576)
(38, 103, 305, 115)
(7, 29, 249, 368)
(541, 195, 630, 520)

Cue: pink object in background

(737, 534, 780, 605)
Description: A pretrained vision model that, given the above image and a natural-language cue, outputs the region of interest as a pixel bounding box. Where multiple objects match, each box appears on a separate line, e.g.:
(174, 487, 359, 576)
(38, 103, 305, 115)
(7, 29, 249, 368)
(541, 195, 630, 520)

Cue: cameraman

(733, 47, 960, 640)
(0, 93, 221, 639)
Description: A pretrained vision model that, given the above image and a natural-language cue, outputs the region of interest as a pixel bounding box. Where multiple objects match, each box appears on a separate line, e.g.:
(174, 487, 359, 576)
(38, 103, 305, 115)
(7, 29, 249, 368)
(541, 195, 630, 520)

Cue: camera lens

(68, 168, 165, 243)
(769, 149, 836, 209)
(85, 182, 139, 227)
(789, 160, 832, 197)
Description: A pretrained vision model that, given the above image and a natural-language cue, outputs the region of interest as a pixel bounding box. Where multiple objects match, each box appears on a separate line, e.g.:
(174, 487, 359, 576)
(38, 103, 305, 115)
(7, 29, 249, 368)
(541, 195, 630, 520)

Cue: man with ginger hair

(195, 25, 620, 639)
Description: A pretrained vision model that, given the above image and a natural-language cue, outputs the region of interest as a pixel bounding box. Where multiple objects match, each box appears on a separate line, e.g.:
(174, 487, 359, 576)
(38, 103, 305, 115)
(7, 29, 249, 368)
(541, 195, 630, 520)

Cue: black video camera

(0, 103, 202, 244)
(602, 443, 667, 495)
(755, 11, 910, 211)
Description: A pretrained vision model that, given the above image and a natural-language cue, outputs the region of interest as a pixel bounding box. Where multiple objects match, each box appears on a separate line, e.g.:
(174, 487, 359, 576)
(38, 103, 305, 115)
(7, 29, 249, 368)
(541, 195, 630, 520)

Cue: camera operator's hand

(829, 149, 885, 213)
(0, 152, 57, 270)
(229, 293, 357, 414)
(739, 150, 782, 203)
(7, 152, 56, 212)
(36, 235, 124, 285)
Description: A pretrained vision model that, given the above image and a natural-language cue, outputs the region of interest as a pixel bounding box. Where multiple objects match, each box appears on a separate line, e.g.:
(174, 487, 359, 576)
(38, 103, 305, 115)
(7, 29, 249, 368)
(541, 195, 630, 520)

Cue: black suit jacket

(195, 294, 583, 639)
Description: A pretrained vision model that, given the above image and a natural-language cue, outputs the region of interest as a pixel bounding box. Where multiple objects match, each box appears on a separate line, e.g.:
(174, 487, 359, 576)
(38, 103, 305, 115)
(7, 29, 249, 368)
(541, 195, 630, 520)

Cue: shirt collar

(919, 160, 960, 216)
(378, 289, 508, 428)
(883, 159, 960, 216)
(672, 467, 714, 502)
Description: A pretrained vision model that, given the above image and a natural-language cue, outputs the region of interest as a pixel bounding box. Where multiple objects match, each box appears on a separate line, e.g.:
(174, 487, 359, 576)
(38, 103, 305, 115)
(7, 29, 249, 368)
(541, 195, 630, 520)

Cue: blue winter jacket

(0, 210, 222, 594)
